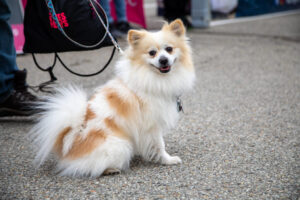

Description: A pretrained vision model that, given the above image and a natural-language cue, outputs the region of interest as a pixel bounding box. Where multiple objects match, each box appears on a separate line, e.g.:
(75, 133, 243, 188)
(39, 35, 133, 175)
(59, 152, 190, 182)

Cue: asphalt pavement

(1, 9, 300, 200)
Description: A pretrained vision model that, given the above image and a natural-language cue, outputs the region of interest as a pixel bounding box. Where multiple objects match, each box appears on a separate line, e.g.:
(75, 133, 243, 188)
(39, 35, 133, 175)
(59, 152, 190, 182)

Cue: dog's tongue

(160, 66, 170, 71)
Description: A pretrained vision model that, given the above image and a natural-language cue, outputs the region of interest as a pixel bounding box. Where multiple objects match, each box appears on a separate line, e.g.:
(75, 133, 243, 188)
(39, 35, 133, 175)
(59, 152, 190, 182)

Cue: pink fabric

(11, 24, 25, 54)
(22, 0, 27, 8)
(22, 0, 146, 28)
(16, 0, 145, 53)
(110, 0, 147, 28)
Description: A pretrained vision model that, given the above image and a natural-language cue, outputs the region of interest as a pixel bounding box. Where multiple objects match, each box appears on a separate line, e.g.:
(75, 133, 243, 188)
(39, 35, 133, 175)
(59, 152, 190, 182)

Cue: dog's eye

(165, 46, 173, 53)
(149, 50, 157, 56)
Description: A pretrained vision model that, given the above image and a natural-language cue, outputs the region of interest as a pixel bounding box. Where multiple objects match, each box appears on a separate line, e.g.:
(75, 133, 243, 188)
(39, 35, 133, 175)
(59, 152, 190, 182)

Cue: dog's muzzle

(158, 56, 171, 73)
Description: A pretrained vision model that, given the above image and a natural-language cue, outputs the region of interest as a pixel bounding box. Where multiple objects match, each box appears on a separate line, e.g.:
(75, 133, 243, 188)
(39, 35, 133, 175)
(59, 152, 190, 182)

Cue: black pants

(163, 0, 188, 21)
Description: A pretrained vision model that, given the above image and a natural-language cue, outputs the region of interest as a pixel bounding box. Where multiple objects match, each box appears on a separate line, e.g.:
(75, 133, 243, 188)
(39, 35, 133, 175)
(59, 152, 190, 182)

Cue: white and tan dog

(30, 19, 195, 177)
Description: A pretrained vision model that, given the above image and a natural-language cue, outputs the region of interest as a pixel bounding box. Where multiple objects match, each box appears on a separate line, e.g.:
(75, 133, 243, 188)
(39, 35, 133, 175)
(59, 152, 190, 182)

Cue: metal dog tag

(177, 97, 184, 113)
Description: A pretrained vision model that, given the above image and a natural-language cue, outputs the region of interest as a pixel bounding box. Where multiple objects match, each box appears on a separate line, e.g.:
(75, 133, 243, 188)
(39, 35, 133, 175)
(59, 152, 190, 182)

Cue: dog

(30, 19, 195, 177)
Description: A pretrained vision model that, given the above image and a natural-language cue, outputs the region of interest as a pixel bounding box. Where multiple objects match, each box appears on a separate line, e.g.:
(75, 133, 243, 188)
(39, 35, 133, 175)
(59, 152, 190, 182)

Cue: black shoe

(109, 23, 125, 38)
(165, 16, 192, 29)
(0, 69, 39, 117)
(116, 21, 132, 34)
(180, 17, 192, 29)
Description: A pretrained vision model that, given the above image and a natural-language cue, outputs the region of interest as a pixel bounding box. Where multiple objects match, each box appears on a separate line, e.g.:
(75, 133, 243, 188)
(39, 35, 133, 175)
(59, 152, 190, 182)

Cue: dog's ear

(128, 30, 145, 46)
(164, 19, 186, 37)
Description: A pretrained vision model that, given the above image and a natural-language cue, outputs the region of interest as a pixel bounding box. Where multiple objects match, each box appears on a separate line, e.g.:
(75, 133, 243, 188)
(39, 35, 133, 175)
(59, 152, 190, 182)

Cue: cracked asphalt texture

(1, 9, 300, 200)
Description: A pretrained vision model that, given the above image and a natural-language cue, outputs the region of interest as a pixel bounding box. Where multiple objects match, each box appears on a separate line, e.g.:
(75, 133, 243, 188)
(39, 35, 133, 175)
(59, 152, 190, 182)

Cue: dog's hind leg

(103, 168, 121, 175)
(57, 136, 133, 177)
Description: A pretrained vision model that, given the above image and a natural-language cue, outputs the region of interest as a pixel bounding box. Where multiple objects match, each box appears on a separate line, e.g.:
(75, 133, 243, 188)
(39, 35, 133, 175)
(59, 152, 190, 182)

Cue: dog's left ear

(165, 19, 186, 37)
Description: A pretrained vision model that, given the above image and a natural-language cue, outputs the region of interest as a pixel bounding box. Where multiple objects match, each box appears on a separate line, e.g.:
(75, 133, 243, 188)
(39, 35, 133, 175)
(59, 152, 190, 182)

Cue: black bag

(23, 0, 113, 53)
(22, 0, 119, 92)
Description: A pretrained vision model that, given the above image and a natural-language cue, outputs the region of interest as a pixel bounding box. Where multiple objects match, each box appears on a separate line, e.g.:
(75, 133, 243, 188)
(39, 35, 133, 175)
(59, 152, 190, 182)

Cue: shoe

(165, 16, 192, 29)
(0, 69, 39, 117)
(212, 11, 229, 20)
(116, 21, 132, 34)
(180, 17, 192, 29)
(109, 23, 125, 38)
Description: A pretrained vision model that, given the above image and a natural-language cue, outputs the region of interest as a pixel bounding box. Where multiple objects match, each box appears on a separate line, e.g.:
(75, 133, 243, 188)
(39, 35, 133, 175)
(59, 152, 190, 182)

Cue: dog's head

(126, 19, 193, 74)
(117, 19, 195, 95)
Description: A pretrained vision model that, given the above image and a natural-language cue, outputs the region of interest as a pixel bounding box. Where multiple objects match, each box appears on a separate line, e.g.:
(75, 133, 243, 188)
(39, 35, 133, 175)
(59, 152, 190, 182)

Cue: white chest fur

(139, 93, 179, 132)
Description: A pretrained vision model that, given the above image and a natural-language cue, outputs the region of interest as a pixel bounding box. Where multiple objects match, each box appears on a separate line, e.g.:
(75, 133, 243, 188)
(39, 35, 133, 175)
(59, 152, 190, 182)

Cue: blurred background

(7, 0, 300, 54)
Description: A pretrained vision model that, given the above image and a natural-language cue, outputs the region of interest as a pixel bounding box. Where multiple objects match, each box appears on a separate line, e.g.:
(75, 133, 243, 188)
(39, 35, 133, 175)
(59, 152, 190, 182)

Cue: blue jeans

(0, 0, 18, 103)
(99, 0, 127, 24)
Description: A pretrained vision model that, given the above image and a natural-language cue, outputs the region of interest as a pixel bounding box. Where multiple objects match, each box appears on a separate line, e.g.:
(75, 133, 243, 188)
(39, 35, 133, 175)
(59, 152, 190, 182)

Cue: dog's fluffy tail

(29, 86, 88, 167)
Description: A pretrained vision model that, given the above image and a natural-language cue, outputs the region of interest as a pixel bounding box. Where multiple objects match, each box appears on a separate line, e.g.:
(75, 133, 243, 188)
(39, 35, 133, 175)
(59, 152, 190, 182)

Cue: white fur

(56, 136, 133, 177)
(30, 86, 88, 166)
(30, 20, 195, 177)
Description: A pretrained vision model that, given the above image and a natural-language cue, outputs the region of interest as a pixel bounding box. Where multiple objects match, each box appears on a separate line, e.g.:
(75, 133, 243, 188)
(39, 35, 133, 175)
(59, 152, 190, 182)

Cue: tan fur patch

(54, 126, 72, 155)
(104, 118, 130, 140)
(105, 88, 132, 117)
(176, 42, 194, 71)
(84, 104, 96, 122)
(65, 129, 107, 159)
(117, 79, 144, 110)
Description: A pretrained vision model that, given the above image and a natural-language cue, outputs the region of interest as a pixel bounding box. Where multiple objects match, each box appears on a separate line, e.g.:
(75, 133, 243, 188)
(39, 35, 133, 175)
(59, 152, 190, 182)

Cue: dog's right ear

(128, 30, 144, 46)
(168, 19, 186, 37)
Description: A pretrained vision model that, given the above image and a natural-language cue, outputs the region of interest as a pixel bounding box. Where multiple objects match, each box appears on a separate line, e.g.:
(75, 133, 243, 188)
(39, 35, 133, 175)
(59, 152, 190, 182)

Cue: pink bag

(110, 0, 147, 28)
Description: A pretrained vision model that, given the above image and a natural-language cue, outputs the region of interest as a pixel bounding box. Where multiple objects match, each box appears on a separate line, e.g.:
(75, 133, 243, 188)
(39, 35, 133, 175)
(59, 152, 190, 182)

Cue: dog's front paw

(161, 155, 182, 165)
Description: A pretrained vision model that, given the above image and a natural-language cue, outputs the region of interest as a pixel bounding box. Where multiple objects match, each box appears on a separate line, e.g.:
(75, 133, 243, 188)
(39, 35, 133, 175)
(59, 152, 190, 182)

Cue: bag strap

(45, 0, 123, 53)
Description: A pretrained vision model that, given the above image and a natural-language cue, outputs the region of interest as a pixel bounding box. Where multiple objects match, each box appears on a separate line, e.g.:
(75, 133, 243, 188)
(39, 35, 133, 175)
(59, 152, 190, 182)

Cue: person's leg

(0, 0, 39, 116)
(163, 0, 191, 27)
(114, 0, 127, 22)
(0, 0, 18, 103)
(99, 0, 114, 24)
(99, 0, 126, 38)
(163, 0, 187, 20)
(114, 0, 131, 34)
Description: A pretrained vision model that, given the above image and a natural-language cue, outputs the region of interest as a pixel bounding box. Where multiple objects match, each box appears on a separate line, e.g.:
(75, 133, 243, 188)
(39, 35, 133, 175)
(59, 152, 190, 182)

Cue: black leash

(32, 53, 57, 81)
(31, 46, 116, 93)
(56, 47, 116, 77)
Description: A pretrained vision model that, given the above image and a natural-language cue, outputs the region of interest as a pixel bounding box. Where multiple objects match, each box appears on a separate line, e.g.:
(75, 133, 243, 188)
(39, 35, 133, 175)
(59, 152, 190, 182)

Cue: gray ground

(1, 5, 300, 200)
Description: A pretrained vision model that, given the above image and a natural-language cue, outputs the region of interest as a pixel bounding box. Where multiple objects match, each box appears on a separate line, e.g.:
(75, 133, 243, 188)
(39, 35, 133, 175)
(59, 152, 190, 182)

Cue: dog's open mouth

(159, 66, 171, 73)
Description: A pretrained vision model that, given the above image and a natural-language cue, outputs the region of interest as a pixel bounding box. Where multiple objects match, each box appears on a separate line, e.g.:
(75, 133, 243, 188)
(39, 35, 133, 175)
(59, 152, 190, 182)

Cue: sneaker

(116, 21, 132, 34)
(0, 69, 39, 117)
(180, 17, 192, 29)
(109, 23, 125, 38)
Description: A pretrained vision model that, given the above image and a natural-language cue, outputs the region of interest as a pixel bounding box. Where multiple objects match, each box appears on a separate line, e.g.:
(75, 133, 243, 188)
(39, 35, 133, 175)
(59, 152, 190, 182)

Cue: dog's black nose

(159, 56, 169, 66)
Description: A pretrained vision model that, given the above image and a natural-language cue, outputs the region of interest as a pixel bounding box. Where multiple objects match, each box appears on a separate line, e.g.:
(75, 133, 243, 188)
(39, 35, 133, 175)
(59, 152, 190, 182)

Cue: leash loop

(45, 0, 123, 53)
(31, 0, 122, 93)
